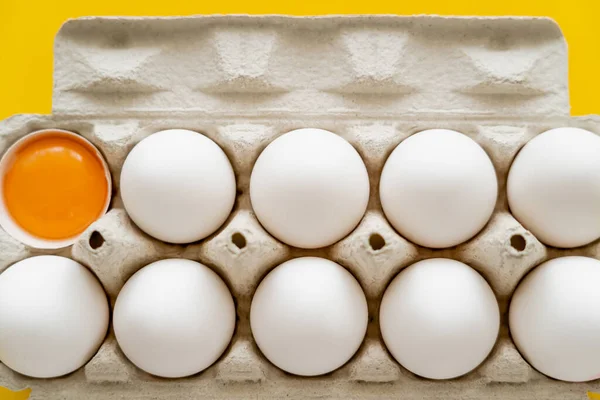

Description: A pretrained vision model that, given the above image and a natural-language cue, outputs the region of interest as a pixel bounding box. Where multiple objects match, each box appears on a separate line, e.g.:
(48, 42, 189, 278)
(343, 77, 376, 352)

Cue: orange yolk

(3, 134, 108, 240)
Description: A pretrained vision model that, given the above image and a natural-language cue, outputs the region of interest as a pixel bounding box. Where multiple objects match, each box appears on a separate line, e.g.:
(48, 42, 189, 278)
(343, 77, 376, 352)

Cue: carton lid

(52, 15, 569, 117)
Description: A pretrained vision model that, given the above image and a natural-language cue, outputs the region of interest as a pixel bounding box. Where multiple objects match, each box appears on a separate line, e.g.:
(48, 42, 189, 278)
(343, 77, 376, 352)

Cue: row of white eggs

(1, 255, 599, 383)
(121, 126, 600, 249)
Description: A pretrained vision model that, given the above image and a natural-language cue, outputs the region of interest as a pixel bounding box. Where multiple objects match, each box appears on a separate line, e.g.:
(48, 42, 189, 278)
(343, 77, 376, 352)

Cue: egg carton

(1, 15, 599, 400)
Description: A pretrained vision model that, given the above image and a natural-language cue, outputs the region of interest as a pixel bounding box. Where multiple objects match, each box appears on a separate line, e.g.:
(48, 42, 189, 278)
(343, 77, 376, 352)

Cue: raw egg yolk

(3, 134, 108, 240)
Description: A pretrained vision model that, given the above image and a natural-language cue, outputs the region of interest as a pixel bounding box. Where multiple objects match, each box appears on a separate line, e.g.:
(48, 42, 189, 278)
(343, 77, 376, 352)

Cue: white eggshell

(380, 258, 499, 380)
(250, 257, 368, 376)
(379, 129, 497, 248)
(507, 127, 600, 248)
(250, 128, 370, 249)
(113, 259, 235, 378)
(509, 256, 600, 382)
(0, 256, 109, 378)
(0, 129, 112, 250)
(120, 129, 236, 244)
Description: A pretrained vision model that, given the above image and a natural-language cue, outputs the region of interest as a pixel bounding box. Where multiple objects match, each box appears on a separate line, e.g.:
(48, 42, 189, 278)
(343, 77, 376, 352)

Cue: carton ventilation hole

(89, 231, 105, 250)
(510, 234, 526, 252)
(232, 232, 247, 249)
(369, 233, 386, 251)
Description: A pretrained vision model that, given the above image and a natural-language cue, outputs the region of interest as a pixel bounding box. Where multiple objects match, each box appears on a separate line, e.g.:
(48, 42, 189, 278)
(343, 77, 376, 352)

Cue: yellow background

(0, 0, 598, 120)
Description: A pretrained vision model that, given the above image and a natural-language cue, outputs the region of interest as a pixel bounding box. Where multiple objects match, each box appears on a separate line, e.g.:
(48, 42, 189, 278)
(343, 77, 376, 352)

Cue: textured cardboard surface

(0, 15, 598, 399)
(53, 16, 569, 117)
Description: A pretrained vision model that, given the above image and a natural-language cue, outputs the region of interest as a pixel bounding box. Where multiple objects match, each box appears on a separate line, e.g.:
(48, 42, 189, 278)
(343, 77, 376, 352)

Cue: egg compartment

(1, 113, 600, 399)
(0, 15, 599, 399)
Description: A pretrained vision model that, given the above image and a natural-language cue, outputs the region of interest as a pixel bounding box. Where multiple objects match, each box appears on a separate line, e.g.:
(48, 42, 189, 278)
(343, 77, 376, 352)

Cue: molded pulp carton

(0, 15, 599, 400)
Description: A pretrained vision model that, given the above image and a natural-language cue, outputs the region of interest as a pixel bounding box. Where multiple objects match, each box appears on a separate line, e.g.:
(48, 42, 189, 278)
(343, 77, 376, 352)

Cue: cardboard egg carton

(0, 15, 599, 399)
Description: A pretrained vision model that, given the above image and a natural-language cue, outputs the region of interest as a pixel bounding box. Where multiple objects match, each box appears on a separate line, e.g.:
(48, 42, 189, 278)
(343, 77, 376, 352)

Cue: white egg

(250, 128, 369, 249)
(509, 256, 600, 382)
(507, 127, 600, 248)
(0, 256, 109, 378)
(380, 258, 499, 380)
(250, 257, 368, 376)
(120, 129, 236, 244)
(113, 259, 235, 378)
(379, 129, 497, 248)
